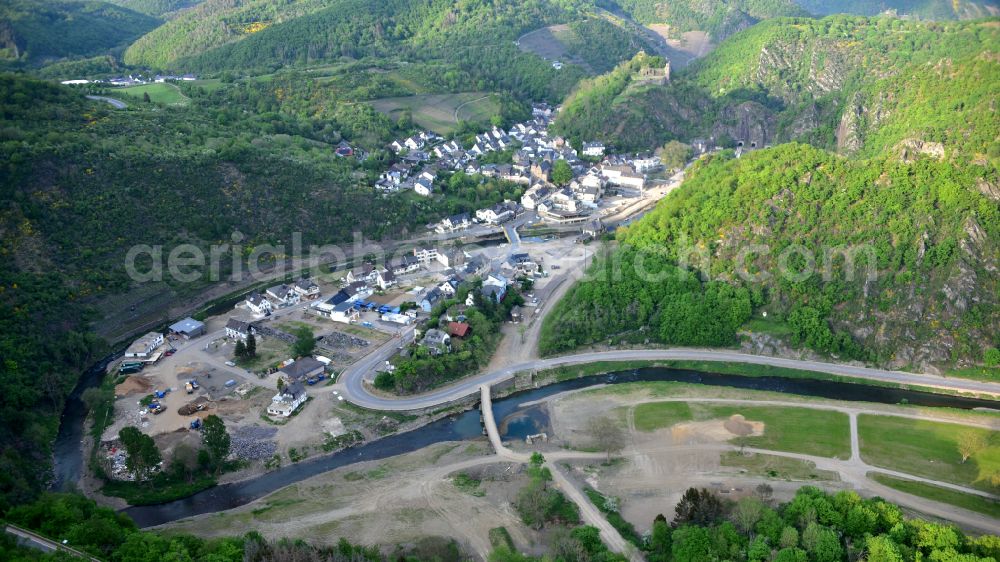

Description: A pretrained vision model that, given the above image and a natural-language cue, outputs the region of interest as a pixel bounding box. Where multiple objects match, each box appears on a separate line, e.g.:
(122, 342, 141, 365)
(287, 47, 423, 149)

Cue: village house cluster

(378, 103, 668, 232)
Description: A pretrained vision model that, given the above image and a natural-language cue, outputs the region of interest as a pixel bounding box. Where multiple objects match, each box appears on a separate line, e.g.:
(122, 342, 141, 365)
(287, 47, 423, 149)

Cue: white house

(435, 213, 472, 234)
(390, 255, 421, 275)
(414, 178, 434, 197)
(245, 292, 273, 315)
(582, 142, 605, 157)
(267, 382, 308, 417)
(375, 268, 396, 290)
(413, 247, 440, 264)
(266, 284, 300, 306)
(293, 278, 321, 300)
(225, 319, 255, 341)
(125, 332, 164, 359)
(632, 154, 661, 173)
(330, 301, 360, 324)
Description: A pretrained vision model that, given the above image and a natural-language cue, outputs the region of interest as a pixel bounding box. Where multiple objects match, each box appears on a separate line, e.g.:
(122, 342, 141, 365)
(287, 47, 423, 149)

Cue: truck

(185, 382, 194, 394)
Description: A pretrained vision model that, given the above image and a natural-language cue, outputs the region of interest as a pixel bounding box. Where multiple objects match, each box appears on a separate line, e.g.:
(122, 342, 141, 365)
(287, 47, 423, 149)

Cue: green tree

(671, 525, 714, 562)
(648, 516, 672, 562)
(118, 426, 161, 481)
(660, 140, 692, 170)
(200, 415, 230, 471)
(780, 526, 799, 548)
(245, 333, 257, 358)
(674, 488, 724, 526)
(234, 339, 246, 358)
(802, 523, 843, 562)
(865, 535, 904, 562)
(292, 326, 316, 357)
(732, 496, 765, 536)
(551, 159, 573, 186)
(957, 430, 987, 463)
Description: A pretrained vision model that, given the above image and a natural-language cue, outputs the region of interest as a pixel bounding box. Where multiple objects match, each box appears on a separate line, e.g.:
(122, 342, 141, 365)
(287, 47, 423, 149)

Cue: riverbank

(117, 361, 1000, 527)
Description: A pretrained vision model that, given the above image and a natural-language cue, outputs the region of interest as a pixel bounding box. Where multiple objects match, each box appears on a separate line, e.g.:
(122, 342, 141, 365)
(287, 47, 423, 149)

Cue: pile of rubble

(230, 425, 278, 460)
(256, 325, 296, 344)
(318, 331, 369, 348)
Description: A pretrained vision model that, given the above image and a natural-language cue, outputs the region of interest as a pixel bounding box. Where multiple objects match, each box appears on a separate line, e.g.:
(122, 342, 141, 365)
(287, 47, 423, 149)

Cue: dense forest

(602, 0, 808, 39)
(544, 17, 999, 367)
(0, 0, 159, 66)
(104, 0, 201, 17)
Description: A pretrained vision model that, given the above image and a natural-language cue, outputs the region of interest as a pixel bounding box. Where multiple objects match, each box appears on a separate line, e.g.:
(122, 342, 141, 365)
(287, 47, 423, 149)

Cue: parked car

(225, 360, 236, 367)
(164, 349, 176, 356)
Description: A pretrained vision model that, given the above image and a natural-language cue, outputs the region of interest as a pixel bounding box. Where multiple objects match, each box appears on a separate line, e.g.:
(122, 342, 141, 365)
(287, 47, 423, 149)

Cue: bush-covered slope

(543, 18, 1000, 369)
(0, 0, 159, 65)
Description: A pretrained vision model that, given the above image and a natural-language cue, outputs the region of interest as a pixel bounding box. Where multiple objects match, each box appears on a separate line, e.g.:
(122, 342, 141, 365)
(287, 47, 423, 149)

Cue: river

(103, 366, 999, 527)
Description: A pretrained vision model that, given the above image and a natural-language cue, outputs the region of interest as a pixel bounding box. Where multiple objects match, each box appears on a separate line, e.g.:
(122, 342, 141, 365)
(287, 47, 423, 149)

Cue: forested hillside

(105, 0, 201, 17)
(603, 0, 808, 39)
(542, 17, 1000, 369)
(553, 16, 998, 152)
(795, 0, 999, 19)
(125, 0, 591, 70)
(0, 0, 159, 65)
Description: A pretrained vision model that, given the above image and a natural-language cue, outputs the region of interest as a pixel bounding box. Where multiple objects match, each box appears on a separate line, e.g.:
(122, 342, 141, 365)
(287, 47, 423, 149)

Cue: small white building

(331, 301, 360, 324)
(267, 382, 308, 418)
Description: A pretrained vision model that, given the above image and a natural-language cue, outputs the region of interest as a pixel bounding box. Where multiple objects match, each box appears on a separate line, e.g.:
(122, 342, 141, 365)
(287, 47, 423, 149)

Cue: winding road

(86, 95, 127, 109)
(338, 348, 1000, 411)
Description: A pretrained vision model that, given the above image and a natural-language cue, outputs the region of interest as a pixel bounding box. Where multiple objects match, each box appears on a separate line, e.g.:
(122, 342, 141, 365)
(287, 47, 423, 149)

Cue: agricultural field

(858, 415, 1000, 491)
(369, 92, 499, 134)
(118, 82, 190, 105)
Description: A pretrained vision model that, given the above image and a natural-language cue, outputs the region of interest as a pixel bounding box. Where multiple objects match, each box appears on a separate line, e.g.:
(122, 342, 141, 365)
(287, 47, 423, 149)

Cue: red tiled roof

(448, 322, 471, 338)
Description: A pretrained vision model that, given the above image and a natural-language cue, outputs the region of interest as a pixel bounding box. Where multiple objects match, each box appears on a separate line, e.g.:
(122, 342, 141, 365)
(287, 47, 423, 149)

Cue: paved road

(338, 348, 1000, 411)
(5, 524, 101, 561)
(86, 95, 127, 109)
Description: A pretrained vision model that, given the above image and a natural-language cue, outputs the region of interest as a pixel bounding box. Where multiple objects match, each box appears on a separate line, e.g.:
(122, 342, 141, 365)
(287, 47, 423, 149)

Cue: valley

(0, 0, 998, 560)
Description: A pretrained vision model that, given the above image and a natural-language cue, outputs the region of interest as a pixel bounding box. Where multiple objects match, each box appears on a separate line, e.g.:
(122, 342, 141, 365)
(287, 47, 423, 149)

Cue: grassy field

(633, 402, 852, 458)
(370, 92, 499, 134)
(721, 452, 840, 481)
(188, 78, 226, 92)
(870, 473, 1000, 518)
(235, 336, 292, 372)
(118, 82, 190, 105)
(858, 415, 1000, 491)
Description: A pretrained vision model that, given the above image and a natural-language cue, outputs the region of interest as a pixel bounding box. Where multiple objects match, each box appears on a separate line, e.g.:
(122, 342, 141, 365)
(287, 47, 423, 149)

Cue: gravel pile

(230, 425, 278, 460)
